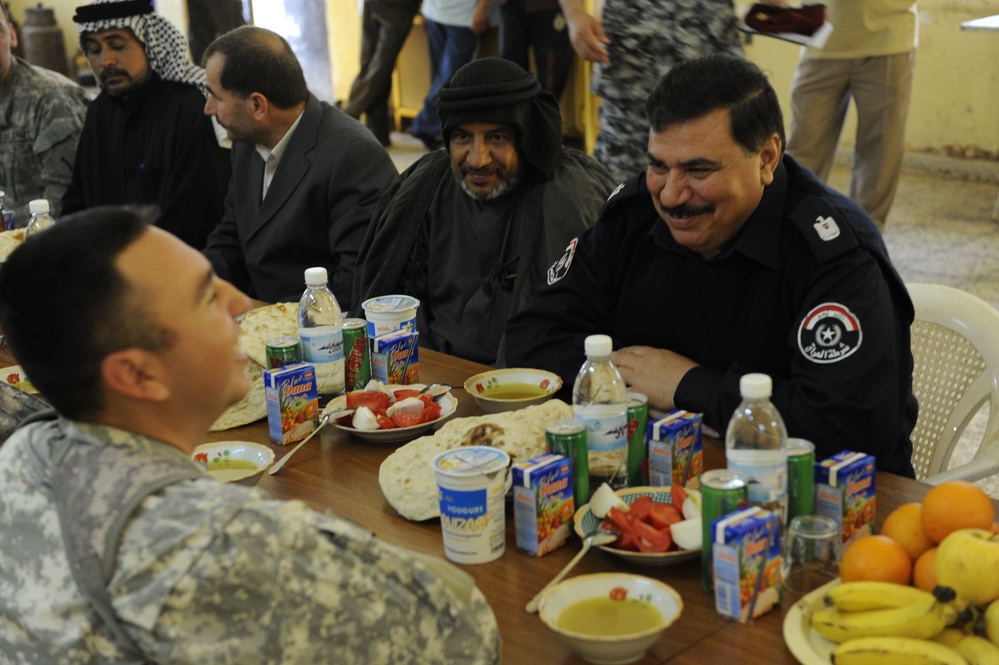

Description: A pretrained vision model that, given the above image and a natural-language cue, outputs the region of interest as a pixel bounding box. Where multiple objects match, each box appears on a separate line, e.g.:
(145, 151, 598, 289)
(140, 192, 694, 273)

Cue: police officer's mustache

(660, 202, 715, 218)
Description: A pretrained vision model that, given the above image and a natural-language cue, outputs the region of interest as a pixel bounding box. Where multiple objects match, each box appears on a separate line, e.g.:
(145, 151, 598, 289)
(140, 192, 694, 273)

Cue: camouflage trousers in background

(589, 0, 743, 183)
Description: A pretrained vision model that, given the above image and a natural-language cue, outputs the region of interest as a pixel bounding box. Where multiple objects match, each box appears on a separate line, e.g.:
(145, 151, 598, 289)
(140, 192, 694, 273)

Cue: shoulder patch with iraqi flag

(797, 303, 863, 364)
(547, 238, 578, 285)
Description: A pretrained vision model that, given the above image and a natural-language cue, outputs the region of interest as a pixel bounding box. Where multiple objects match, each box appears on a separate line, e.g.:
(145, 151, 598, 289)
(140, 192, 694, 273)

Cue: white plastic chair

(907, 283, 999, 484)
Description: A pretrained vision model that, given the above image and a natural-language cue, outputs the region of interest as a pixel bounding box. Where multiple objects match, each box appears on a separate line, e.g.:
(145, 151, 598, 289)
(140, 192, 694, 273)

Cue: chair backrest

(907, 283, 999, 483)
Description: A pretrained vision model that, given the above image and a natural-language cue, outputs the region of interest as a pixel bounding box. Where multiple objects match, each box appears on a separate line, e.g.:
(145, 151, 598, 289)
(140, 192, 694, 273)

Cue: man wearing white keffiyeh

(61, 0, 231, 249)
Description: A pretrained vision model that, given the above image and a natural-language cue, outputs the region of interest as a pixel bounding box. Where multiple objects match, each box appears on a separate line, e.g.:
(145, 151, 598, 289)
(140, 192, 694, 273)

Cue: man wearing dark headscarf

(61, 0, 231, 249)
(351, 57, 616, 365)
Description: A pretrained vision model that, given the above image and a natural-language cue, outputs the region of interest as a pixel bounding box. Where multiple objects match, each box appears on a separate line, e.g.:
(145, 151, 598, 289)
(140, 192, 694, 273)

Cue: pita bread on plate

(0, 229, 25, 261)
(238, 302, 298, 367)
(378, 399, 572, 521)
(210, 360, 267, 431)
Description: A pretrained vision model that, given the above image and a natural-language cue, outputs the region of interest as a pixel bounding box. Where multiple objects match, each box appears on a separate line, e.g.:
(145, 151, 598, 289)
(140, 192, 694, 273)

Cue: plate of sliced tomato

(324, 383, 458, 444)
(573, 486, 701, 567)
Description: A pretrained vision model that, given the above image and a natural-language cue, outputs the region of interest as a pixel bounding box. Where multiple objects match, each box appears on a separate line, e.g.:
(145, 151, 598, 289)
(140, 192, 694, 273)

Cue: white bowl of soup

(191, 441, 275, 483)
(538, 573, 682, 665)
(464, 368, 562, 414)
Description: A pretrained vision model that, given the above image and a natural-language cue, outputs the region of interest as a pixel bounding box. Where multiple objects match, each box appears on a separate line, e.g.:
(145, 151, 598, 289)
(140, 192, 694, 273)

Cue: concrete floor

(385, 137, 999, 495)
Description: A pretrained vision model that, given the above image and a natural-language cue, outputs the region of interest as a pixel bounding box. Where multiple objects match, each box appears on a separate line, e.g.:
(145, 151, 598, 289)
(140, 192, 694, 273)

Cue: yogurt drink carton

(647, 410, 703, 487)
(712, 506, 783, 623)
(371, 328, 419, 385)
(513, 454, 574, 556)
(814, 451, 876, 547)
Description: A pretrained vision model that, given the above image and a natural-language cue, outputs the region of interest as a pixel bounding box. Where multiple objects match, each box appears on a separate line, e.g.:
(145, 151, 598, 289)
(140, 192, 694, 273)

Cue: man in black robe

(62, 0, 230, 249)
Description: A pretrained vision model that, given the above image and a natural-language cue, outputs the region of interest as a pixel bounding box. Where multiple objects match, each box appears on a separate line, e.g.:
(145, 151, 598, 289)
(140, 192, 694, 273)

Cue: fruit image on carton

(815, 451, 876, 547)
(264, 362, 320, 445)
(513, 453, 574, 556)
(712, 506, 782, 623)
(647, 410, 703, 488)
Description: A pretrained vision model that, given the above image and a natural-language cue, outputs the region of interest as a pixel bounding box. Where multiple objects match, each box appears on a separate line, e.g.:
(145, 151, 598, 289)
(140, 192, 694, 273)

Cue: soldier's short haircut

(0, 206, 174, 420)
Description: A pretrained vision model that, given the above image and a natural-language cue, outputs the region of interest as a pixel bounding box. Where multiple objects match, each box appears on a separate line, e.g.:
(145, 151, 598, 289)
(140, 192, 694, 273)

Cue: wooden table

(202, 347, 964, 665)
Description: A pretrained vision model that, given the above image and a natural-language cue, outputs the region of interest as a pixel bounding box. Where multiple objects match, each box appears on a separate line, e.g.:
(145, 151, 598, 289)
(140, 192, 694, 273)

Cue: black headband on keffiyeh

(437, 57, 563, 182)
(74, 0, 208, 99)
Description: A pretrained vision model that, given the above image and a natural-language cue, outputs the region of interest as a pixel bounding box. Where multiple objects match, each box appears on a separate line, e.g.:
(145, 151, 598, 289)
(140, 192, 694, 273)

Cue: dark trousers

(499, 0, 574, 100)
(410, 18, 481, 137)
(343, 0, 421, 142)
(186, 0, 246, 64)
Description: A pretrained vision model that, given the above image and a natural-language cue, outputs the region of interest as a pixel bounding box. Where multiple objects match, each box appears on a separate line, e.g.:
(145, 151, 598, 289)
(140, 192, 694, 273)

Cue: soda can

(342, 318, 370, 391)
(545, 419, 589, 507)
(625, 392, 649, 487)
(786, 438, 816, 521)
(700, 468, 750, 593)
(265, 336, 302, 369)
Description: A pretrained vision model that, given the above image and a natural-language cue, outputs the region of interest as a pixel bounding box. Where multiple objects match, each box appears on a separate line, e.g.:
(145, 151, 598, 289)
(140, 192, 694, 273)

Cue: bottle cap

(739, 373, 772, 399)
(29, 199, 50, 215)
(304, 266, 328, 286)
(584, 334, 613, 357)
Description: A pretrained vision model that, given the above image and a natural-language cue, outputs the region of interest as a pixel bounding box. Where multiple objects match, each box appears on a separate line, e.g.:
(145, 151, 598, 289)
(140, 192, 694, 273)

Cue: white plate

(573, 486, 701, 567)
(324, 384, 458, 444)
(0, 365, 38, 394)
(192, 440, 276, 482)
(782, 578, 839, 665)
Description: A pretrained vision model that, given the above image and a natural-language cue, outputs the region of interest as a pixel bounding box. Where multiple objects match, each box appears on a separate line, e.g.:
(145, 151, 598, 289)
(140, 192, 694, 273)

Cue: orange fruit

(839, 535, 912, 585)
(912, 547, 938, 592)
(881, 502, 935, 561)
(921, 481, 996, 544)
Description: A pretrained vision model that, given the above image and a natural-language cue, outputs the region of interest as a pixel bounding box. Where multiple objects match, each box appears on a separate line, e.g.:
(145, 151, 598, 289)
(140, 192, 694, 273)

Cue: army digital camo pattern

(0, 57, 90, 221)
(0, 418, 502, 664)
(591, 0, 741, 182)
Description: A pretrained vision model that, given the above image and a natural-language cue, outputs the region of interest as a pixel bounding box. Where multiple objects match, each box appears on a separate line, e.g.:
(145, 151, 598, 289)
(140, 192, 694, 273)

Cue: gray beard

(455, 171, 522, 201)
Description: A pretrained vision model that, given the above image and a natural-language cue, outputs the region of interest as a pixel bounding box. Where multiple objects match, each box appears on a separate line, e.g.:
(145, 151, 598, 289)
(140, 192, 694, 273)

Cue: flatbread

(239, 302, 298, 367)
(210, 360, 267, 431)
(378, 399, 573, 521)
(0, 229, 25, 261)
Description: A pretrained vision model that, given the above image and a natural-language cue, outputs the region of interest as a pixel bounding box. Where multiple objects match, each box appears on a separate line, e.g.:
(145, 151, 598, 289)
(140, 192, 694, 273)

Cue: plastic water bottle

(25, 199, 55, 237)
(573, 334, 629, 495)
(725, 373, 788, 525)
(298, 267, 344, 396)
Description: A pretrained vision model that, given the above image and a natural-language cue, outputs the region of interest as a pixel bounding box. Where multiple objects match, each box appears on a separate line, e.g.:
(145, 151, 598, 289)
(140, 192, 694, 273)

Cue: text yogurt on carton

(815, 451, 876, 547)
(264, 362, 320, 445)
(513, 454, 574, 556)
(647, 410, 703, 487)
(712, 506, 782, 623)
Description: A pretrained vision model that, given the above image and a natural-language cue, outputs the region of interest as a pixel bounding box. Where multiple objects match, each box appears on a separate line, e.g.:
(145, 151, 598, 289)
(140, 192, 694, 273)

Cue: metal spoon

(525, 528, 619, 614)
(420, 383, 451, 400)
(267, 413, 332, 475)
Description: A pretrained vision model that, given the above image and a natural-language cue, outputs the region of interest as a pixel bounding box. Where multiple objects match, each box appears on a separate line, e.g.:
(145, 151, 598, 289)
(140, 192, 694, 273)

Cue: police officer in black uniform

(506, 54, 917, 477)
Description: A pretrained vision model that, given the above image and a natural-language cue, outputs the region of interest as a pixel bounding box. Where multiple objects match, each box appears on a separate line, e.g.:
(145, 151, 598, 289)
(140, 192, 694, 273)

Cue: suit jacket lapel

(248, 94, 322, 238)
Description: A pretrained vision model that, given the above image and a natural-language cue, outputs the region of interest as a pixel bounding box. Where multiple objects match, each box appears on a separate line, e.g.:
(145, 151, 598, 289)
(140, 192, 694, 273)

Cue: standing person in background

(0, 1, 90, 221)
(185, 0, 246, 64)
(774, 0, 918, 230)
(342, 0, 421, 147)
(62, 0, 231, 249)
(202, 26, 397, 308)
(558, 0, 741, 182)
(408, 0, 492, 152)
(498, 0, 574, 101)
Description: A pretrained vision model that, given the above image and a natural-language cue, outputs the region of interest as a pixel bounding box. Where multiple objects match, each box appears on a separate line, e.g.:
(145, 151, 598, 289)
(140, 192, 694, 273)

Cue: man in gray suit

(202, 26, 397, 308)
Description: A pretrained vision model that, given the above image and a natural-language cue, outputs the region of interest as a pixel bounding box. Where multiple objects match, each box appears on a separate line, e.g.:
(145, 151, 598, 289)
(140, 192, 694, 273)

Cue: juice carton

(513, 454, 574, 556)
(815, 451, 876, 547)
(371, 329, 419, 385)
(264, 362, 320, 445)
(647, 410, 703, 487)
(712, 506, 782, 623)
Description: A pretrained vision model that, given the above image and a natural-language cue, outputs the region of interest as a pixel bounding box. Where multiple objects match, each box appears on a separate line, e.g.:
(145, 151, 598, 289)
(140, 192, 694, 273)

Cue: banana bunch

(831, 637, 966, 665)
(811, 582, 960, 643)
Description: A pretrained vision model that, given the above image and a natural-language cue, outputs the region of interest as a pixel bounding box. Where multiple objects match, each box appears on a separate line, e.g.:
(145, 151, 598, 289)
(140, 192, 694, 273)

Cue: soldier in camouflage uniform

(0, 207, 502, 664)
(0, 2, 90, 221)
(558, 0, 742, 182)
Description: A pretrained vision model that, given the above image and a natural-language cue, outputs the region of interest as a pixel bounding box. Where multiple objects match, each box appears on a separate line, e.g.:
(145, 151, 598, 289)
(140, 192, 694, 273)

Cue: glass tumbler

(781, 514, 842, 596)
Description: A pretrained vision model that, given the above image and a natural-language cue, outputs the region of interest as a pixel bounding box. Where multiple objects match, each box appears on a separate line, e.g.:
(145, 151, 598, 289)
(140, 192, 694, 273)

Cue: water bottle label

(727, 459, 787, 504)
(300, 329, 344, 363)
(574, 407, 628, 452)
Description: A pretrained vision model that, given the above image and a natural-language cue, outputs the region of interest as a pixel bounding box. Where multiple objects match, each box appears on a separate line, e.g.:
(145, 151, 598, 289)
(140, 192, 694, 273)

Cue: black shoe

(411, 130, 444, 152)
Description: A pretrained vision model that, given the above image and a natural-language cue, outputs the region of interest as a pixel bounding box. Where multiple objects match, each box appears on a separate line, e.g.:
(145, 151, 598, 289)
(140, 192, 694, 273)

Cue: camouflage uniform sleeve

(111, 480, 501, 665)
(33, 88, 89, 218)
